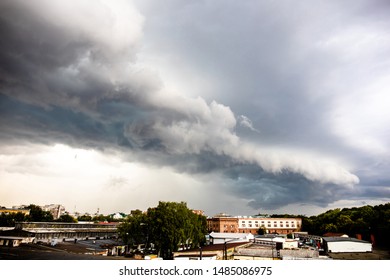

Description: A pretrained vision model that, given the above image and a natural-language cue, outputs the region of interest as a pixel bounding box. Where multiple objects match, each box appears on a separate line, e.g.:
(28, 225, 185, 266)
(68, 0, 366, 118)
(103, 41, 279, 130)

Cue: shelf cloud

(1, 0, 389, 215)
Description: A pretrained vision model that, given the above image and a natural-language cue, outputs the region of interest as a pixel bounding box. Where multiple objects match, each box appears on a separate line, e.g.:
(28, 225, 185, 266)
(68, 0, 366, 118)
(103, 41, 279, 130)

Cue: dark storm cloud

(136, 0, 390, 151)
(0, 93, 121, 147)
(1, 0, 388, 212)
(0, 0, 145, 114)
(136, 0, 390, 200)
(224, 165, 354, 209)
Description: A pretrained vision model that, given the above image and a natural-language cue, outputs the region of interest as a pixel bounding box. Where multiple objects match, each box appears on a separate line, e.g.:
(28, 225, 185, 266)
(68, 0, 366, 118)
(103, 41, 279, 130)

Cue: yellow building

(0, 208, 30, 215)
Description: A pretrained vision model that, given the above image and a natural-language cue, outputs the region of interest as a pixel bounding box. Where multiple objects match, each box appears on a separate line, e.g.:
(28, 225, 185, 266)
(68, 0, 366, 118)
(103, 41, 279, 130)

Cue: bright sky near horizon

(1, 0, 389, 216)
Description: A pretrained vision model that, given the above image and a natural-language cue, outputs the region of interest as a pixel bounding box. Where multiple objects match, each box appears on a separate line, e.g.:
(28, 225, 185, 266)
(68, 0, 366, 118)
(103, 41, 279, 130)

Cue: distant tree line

(117, 201, 207, 260)
(258, 204, 390, 248)
(0, 204, 126, 226)
(0, 204, 55, 226)
(301, 203, 390, 248)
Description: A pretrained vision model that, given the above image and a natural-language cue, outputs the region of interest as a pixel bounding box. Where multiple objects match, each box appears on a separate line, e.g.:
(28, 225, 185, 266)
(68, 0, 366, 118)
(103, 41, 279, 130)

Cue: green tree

(117, 210, 149, 248)
(147, 201, 207, 259)
(322, 223, 338, 233)
(257, 225, 267, 235)
(0, 212, 26, 227)
(92, 214, 109, 222)
(26, 204, 53, 222)
(300, 203, 390, 248)
(301, 216, 319, 234)
(77, 215, 92, 222)
(56, 214, 77, 223)
(336, 214, 354, 235)
(119, 201, 207, 259)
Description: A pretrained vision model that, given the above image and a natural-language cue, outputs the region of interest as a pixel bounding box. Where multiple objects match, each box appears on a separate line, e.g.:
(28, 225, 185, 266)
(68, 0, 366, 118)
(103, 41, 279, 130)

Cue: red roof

(323, 232, 347, 237)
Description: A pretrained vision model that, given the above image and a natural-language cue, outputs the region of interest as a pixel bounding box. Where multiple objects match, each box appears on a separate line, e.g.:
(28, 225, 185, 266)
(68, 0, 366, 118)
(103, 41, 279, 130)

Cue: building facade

(207, 215, 302, 235)
(0, 208, 30, 215)
(41, 204, 66, 219)
(238, 217, 302, 234)
(1, 222, 118, 244)
(207, 215, 239, 233)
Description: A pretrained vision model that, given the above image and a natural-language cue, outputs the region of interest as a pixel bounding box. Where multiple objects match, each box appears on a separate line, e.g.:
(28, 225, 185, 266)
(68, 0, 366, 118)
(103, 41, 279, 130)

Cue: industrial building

(323, 236, 372, 253)
(0, 222, 118, 246)
(173, 242, 250, 260)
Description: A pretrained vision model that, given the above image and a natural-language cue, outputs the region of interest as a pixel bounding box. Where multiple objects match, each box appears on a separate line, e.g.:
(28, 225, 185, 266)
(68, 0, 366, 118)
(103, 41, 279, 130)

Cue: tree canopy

(301, 203, 390, 248)
(56, 214, 77, 223)
(0, 212, 25, 227)
(25, 204, 54, 222)
(118, 201, 207, 259)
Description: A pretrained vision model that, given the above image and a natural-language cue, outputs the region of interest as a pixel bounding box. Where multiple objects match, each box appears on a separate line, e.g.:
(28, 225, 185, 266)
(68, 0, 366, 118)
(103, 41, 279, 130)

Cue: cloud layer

(1, 0, 389, 214)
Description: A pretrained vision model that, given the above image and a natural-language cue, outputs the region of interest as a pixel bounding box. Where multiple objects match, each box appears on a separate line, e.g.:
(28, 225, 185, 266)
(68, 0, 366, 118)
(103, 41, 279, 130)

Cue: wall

(327, 241, 372, 253)
(236, 247, 319, 259)
(208, 216, 302, 235)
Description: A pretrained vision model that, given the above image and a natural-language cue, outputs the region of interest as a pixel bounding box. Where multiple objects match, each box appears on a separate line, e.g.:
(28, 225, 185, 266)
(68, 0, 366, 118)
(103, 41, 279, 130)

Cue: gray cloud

(1, 0, 389, 213)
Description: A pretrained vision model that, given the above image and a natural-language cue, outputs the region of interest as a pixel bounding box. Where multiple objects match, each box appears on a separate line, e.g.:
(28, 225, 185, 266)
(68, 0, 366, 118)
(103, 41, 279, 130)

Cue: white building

(238, 217, 302, 234)
(41, 204, 66, 219)
(254, 235, 299, 249)
(110, 212, 126, 220)
(323, 237, 372, 253)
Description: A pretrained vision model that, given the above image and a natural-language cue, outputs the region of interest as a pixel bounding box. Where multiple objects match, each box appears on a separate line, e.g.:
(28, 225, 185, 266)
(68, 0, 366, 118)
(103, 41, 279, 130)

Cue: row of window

(209, 221, 300, 229)
(211, 225, 299, 230)
(240, 221, 297, 228)
(240, 224, 295, 228)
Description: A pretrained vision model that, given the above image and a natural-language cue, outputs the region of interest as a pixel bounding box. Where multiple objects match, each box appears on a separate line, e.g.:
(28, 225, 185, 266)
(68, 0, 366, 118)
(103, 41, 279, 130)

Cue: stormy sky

(1, 0, 389, 216)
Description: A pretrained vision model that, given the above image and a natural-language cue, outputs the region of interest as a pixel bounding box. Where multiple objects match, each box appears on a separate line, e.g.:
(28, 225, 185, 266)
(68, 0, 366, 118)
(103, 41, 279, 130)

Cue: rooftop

(178, 242, 250, 253)
(322, 237, 371, 244)
(209, 232, 253, 239)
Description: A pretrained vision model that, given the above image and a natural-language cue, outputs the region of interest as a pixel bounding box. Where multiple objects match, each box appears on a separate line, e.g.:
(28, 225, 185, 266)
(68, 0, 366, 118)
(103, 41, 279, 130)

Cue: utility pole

(223, 238, 244, 260)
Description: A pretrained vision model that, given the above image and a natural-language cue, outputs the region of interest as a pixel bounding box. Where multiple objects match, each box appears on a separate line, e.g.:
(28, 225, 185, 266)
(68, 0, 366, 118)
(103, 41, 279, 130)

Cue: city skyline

(1, 0, 390, 217)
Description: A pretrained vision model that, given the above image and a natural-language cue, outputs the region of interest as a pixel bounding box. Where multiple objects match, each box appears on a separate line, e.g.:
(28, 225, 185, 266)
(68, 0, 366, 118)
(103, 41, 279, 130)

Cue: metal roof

(209, 232, 253, 239)
(322, 237, 371, 244)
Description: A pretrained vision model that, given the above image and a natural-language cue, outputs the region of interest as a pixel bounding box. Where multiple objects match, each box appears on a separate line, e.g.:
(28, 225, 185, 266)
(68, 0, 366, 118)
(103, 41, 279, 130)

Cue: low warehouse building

(0, 236, 30, 247)
(323, 237, 372, 253)
(0, 222, 118, 244)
